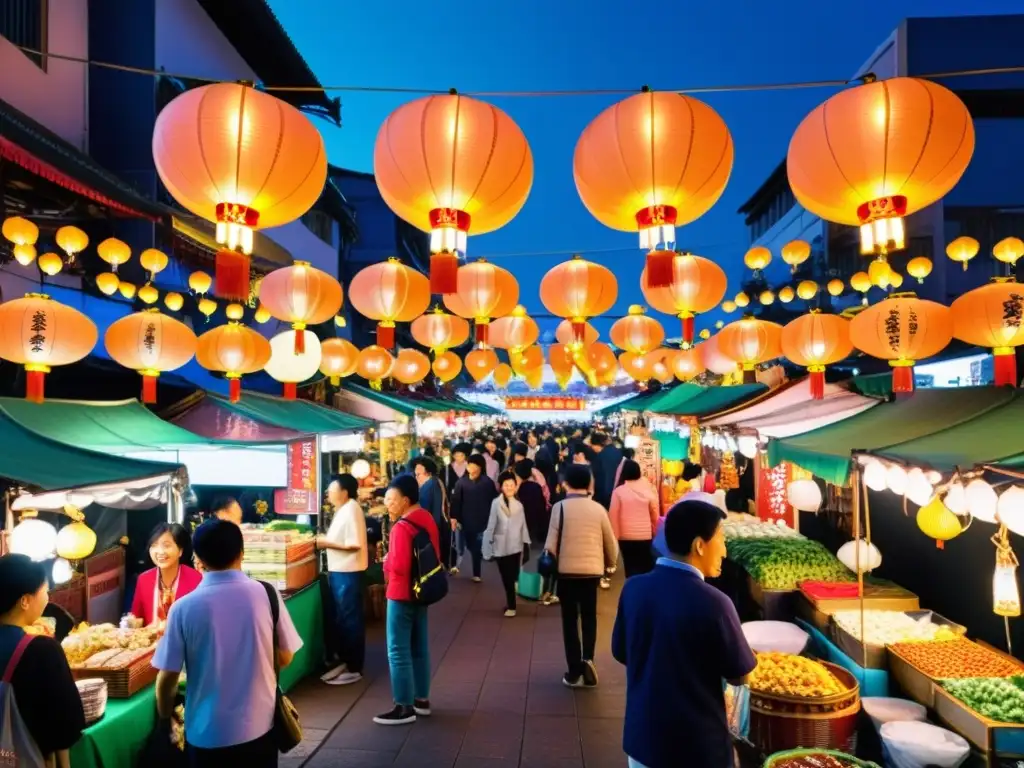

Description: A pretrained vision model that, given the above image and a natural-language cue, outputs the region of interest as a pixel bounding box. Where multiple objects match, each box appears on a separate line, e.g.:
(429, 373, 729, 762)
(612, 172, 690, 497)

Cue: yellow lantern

(225, 303, 245, 321)
(164, 292, 185, 312)
(198, 298, 217, 318)
(850, 271, 872, 304)
(118, 281, 137, 300)
(946, 236, 979, 272)
(137, 284, 159, 305)
(254, 305, 272, 324)
(721, 300, 737, 313)
(2, 216, 38, 246)
(37, 252, 63, 276)
(743, 246, 772, 272)
(994, 237, 1024, 266)
(827, 279, 844, 297)
(889, 271, 904, 289)
(699, 328, 711, 340)
(796, 280, 818, 300)
(55, 520, 97, 561)
(759, 290, 775, 306)
(868, 258, 891, 288)
(13, 244, 36, 266)
(97, 238, 131, 273)
(96, 273, 119, 296)
(907, 256, 933, 284)
(189, 270, 212, 295)
(734, 292, 750, 308)
(778, 286, 795, 303)
(916, 496, 965, 549)
(140, 248, 169, 279)
(55, 226, 88, 261)
(781, 240, 811, 272)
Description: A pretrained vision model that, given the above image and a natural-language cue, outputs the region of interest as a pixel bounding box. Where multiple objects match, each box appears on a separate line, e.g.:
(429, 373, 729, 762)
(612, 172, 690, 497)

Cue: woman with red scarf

(131, 523, 202, 627)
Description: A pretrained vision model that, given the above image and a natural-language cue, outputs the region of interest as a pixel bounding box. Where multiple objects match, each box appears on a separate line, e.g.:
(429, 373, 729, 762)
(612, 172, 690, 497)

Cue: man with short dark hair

(210, 496, 242, 526)
(612, 500, 756, 768)
(154, 520, 302, 767)
(412, 456, 449, 568)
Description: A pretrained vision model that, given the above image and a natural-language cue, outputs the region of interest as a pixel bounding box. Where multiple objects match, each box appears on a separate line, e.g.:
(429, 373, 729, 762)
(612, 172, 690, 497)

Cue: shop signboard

(635, 436, 661, 491)
(756, 460, 795, 528)
(274, 437, 319, 515)
(505, 396, 584, 411)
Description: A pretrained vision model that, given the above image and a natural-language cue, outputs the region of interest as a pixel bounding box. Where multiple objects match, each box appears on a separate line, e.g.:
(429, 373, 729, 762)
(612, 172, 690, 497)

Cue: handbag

(537, 501, 564, 578)
(259, 581, 303, 753)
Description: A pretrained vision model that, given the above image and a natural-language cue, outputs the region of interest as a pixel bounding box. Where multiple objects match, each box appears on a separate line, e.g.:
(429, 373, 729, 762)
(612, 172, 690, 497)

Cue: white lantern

(944, 481, 967, 515)
(966, 479, 998, 524)
(926, 470, 943, 485)
(837, 539, 883, 573)
(787, 479, 822, 512)
(52, 557, 74, 585)
(886, 464, 908, 496)
(264, 330, 322, 398)
(738, 436, 758, 460)
(351, 459, 371, 479)
(997, 486, 1024, 535)
(906, 469, 935, 507)
(863, 460, 887, 492)
(9, 517, 58, 562)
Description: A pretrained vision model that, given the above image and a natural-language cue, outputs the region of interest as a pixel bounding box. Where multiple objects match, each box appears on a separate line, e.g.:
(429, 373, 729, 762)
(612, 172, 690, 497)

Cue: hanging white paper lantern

(944, 481, 967, 515)
(787, 479, 822, 512)
(837, 539, 883, 573)
(863, 460, 888, 492)
(906, 468, 935, 507)
(997, 486, 1024, 535)
(52, 557, 74, 585)
(738, 436, 758, 460)
(350, 459, 371, 479)
(886, 464, 908, 496)
(926, 470, 943, 486)
(966, 478, 998, 524)
(264, 330, 322, 397)
(9, 517, 58, 562)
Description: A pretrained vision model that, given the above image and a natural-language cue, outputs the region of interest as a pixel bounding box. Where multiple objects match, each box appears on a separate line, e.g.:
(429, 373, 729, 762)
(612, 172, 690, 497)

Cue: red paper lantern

(442, 260, 519, 345)
(640, 254, 727, 345)
(258, 261, 343, 354)
(411, 308, 471, 354)
(196, 322, 272, 402)
(780, 311, 853, 399)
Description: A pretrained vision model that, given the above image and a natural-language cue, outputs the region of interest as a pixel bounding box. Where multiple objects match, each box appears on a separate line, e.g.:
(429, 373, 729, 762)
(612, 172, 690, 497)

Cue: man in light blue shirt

(153, 519, 303, 767)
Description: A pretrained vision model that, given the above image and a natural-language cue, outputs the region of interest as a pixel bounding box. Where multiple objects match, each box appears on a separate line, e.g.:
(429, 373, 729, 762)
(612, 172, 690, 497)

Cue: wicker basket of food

(70, 647, 158, 698)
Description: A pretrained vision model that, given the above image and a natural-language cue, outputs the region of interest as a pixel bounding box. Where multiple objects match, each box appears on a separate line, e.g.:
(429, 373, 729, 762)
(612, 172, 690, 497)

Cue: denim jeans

(386, 599, 430, 706)
(328, 571, 365, 674)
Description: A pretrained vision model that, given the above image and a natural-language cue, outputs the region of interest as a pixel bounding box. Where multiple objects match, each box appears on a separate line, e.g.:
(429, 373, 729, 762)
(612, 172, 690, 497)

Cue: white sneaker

(472, 576, 482, 583)
(320, 663, 346, 682)
(600, 578, 611, 590)
(503, 609, 516, 617)
(327, 671, 363, 686)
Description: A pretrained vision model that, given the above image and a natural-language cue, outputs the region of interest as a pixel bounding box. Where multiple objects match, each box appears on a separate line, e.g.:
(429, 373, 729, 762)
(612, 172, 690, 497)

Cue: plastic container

(880, 721, 970, 768)
(741, 620, 809, 655)
(861, 697, 927, 734)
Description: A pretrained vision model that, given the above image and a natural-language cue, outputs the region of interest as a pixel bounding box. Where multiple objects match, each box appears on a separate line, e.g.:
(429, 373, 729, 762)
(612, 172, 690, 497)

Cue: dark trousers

(464, 529, 484, 578)
(188, 730, 276, 767)
(495, 553, 520, 610)
(619, 540, 655, 579)
(557, 577, 600, 679)
(328, 570, 365, 673)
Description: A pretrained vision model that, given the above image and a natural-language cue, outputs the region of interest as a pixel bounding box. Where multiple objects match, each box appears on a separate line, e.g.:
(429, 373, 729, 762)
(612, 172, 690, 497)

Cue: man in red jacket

(375, 474, 440, 726)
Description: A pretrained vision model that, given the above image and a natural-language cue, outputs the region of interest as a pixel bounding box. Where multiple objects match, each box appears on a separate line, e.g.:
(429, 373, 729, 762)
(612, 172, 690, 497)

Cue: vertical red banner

(276, 437, 319, 515)
(757, 460, 795, 528)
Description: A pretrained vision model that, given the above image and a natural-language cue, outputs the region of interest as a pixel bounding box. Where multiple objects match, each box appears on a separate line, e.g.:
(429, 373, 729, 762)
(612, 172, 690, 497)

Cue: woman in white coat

(484, 470, 531, 616)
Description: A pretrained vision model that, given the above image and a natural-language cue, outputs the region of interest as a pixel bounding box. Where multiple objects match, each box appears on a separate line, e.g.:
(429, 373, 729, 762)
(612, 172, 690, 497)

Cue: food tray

(933, 685, 1024, 757)
(764, 748, 880, 768)
(797, 584, 919, 618)
(830, 610, 967, 671)
(886, 650, 939, 708)
(244, 540, 315, 565)
(70, 648, 157, 698)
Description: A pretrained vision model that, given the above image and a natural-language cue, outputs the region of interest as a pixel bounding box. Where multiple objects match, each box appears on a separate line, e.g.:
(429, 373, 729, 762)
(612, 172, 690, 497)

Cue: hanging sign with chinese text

(757, 460, 795, 528)
(505, 396, 584, 411)
(275, 437, 319, 515)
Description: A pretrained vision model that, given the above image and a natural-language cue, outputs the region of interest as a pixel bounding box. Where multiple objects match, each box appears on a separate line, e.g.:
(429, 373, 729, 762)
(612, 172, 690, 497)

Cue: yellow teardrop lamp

(917, 495, 966, 550)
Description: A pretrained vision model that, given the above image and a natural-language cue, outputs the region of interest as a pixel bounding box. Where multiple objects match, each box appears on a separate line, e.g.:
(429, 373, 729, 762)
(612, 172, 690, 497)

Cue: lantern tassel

(994, 350, 1017, 387)
(141, 372, 158, 405)
(25, 369, 45, 403)
(680, 315, 695, 346)
(937, 539, 944, 550)
(808, 366, 825, 400)
(294, 327, 305, 354)
(377, 324, 395, 349)
(475, 322, 489, 345)
(646, 250, 675, 288)
(430, 252, 459, 294)
(228, 377, 242, 403)
(891, 362, 915, 393)
(214, 249, 251, 301)
(571, 319, 586, 346)
(283, 382, 297, 400)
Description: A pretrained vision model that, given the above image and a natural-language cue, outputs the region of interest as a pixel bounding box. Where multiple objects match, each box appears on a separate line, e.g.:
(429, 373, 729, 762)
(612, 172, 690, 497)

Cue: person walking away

(515, 459, 549, 545)
(317, 473, 368, 685)
(154, 519, 303, 767)
(544, 465, 618, 688)
(512, 442, 551, 507)
(589, 433, 622, 511)
(376, 475, 441, 725)
(0, 554, 85, 768)
(609, 459, 660, 578)
(451, 454, 497, 583)
(412, 457, 450, 568)
(444, 443, 471, 571)
(612, 500, 756, 768)
(613, 447, 635, 489)
(484, 471, 531, 617)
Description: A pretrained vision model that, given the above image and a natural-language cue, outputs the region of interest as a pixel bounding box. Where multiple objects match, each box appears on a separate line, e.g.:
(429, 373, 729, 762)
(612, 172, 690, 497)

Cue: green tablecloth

(69, 580, 323, 768)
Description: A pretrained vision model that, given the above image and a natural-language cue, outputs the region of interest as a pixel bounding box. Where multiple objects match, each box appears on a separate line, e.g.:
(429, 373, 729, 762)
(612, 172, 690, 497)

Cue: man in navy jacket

(612, 499, 756, 768)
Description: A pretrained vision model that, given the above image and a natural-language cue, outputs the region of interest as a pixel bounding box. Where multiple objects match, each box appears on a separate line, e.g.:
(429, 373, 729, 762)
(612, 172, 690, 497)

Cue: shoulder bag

(259, 581, 303, 753)
(537, 501, 564, 578)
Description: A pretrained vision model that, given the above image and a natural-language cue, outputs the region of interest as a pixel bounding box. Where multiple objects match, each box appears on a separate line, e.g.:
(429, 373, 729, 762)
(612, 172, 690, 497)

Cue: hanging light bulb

(906, 468, 935, 507)
(52, 557, 74, 585)
(9, 513, 57, 562)
(926, 470, 943, 485)
(863, 460, 888, 492)
(886, 464, 908, 495)
(997, 486, 1024, 535)
(945, 480, 968, 515)
(966, 479, 998, 524)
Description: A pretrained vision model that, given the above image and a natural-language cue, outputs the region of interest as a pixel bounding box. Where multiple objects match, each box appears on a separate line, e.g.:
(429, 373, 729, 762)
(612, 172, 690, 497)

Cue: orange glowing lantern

(994, 237, 1024, 267)
(349, 258, 431, 349)
(539, 256, 617, 347)
(319, 337, 359, 385)
(393, 349, 431, 385)
(97, 238, 131, 273)
(946, 236, 979, 272)
(610, 305, 665, 355)
(573, 89, 733, 286)
(139, 249, 169, 280)
(583, 342, 617, 380)
(702, 334, 741, 378)
(153, 83, 327, 299)
(432, 350, 462, 383)
(258, 261, 343, 354)
(827, 279, 845, 297)
(356, 346, 395, 389)
(524, 366, 544, 390)
(196, 322, 271, 402)
(510, 345, 544, 375)
(0, 294, 97, 402)
(672, 346, 705, 381)
(465, 348, 499, 382)
(55, 226, 87, 262)
(743, 246, 771, 273)
(849, 294, 953, 393)
(951, 279, 1024, 387)
(717, 317, 783, 382)
(640, 253, 728, 345)
(548, 344, 576, 378)
(373, 93, 533, 293)
(788, 78, 974, 261)
(556, 320, 598, 347)
(490, 305, 540, 353)
(493, 363, 513, 389)
(411, 307, 470, 355)
(781, 240, 811, 273)
(104, 309, 197, 403)
(2, 216, 38, 247)
(781, 311, 853, 399)
(778, 287, 795, 304)
(442, 260, 519, 345)
(619, 351, 653, 382)
(650, 350, 675, 384)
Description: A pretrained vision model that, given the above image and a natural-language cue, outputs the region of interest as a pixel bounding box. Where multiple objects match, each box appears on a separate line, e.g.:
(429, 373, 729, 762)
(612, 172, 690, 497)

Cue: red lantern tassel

(294, 328, 305, 354)
(808, 366, 825, 400)
(891, 362, 915, 393)
(430, 252, 459, 294)
(283, 382, 297, 400)
(377, 324, 395, 349)
(229, 377, 241, 403)
(25, 369, 45, 403)
(475, 322, 489, 345)
(215, 249, 251, 301)
(936, 539, 944, 550)
(680, 315, 695, 346)
(571, 319, 586, 346)
(142, 373, 158, 404)
(646, 250, 675, 288)
(994, 350, 1017, 387)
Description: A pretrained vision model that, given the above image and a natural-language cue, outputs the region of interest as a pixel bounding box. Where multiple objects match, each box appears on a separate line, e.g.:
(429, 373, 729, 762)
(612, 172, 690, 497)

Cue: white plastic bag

(881, 721, 970, 768)
(741, 621, 809, 655)
(862, 697, 927, 733)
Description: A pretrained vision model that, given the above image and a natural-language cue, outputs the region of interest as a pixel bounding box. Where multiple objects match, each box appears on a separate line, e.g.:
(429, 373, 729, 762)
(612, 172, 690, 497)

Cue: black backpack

(401, 519, 448, 605)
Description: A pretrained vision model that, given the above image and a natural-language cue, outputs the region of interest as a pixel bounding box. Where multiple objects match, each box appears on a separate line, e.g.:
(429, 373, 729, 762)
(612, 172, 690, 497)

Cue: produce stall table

(69, 580, 323, 768)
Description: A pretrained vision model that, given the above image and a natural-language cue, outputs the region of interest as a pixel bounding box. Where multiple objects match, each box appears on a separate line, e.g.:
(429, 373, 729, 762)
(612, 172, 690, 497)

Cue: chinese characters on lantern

(29, 310, 47, 353)
(885, 308, 900, 354)
(1004, 293, 1023, 330)
(504, 396, 584, 411)
(757, 461, 795, 528)
(143, 322, 156, 353)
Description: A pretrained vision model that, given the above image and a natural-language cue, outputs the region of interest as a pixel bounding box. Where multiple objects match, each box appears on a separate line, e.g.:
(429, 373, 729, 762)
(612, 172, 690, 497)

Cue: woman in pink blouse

(608, 460, 660, 578)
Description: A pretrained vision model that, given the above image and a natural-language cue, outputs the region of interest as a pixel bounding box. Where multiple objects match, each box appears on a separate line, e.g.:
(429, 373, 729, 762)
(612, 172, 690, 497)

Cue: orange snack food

(889, 637, 1023, 679)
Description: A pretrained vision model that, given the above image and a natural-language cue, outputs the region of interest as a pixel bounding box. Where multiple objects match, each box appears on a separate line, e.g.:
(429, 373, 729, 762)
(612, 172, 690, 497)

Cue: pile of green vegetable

(941, 676, 1024, 723)
(727, 538, 855, 590)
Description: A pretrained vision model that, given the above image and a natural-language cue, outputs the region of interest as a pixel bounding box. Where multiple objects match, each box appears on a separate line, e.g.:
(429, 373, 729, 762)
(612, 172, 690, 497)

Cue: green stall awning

(210, 391, 372, 433)
(652, 431, 690, 461)
(637, 383, 706, 414)
(342, 384, 418, 417)
(768, 387, 1016, 486)
(653, 383, 768, 417)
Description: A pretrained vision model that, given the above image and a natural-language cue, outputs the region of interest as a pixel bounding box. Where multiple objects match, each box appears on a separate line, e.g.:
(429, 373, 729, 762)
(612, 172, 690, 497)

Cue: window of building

(0, 0, 47, 70)
(301, 210, 335, 247)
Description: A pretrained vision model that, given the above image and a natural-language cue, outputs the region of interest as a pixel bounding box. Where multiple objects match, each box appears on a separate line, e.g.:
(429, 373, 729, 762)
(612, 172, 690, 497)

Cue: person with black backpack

(375, 474, 445, 726)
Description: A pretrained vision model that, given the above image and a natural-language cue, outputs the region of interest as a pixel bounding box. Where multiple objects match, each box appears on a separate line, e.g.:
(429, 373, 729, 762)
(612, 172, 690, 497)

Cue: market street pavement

(282, 566, 629, 768)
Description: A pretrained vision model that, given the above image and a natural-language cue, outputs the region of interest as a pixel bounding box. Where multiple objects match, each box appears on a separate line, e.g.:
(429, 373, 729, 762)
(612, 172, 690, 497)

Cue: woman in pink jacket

(608, 459, 660, 578)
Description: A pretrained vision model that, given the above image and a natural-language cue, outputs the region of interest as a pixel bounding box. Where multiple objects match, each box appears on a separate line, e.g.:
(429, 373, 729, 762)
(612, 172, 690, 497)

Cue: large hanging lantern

(849, 294, 952, 393)
(640, 253, 727, 346)
(465, 348, 499, 382)
(258, 261, 343, 354)
(319, 337, 359, 385)
(788, 77, 974, 262)
(349, 258, 431, 349)
(442, 260, 519, 345)
(196, 322, 271, 402)
(555, 320, 598, 347)
(610, 305, 665, 355)
(373, 93, 533, 293)
(781, 311, 853, 399)
(510, 344, 544, 375)
(781, 240, 811, 273)
(539, 256, 617, 347)
(411, 307, 470, 355)
(432, 350, 462, 383)
(2, 216, 38, 248)
(573, 89, 733, 287)
(702, 334, 740, 378)
(489, 305, 540, 353)
(951, 278, 1024, 386)
(672, 346, 706, 381)
(0, 294, 97, 402)
(717, 317, 783, 383)
(356, 346, 395, 390)
(392, 349, 431, 385)
(104, 309, 197, 404)
(153, 83, 328, 299)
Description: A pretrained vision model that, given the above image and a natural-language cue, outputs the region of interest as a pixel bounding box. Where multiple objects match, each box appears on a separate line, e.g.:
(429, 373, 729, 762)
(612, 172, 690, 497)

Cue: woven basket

(749, 663, 859, 715)
(70, 649, 158, 699)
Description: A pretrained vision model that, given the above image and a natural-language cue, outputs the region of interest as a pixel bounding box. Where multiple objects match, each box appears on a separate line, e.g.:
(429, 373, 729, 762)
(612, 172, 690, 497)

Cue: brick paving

(282, 568, 629, 768)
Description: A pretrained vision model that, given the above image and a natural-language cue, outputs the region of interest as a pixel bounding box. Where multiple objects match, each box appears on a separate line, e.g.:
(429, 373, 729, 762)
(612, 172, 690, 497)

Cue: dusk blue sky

(269, 0, 1022, 338)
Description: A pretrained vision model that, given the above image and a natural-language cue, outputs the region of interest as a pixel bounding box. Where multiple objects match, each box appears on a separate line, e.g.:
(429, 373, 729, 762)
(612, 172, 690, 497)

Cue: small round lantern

(411, 308, 470, 354)
(778, 287, 795, 304)
(465, 348, 499, 382)
(442, 260, 519, 345)
(348, 258, 431, 349)
(672, 346, 705, 381)
(946, 236, 979, 272)
(356, 346, 395, 389)
(781, 240, 811, 273)
(743, 246, 772, 273)
(610, 305, 665, 355)
(392, 349, 430, 385)
(717, 317, 783, 382)
(907, 257, 933, 284)
(432, 350, 462, 383)
(98, 238, 131, 273)
(490, 305, 540, 353)
(96, 273, 119, 296)
(994, 237, 1024, 267)
(827, 279, 844, 297)
(2, 216, 38, 247)
(55, 226, 88, 262)
(104, 309, 198, 403)
(265, 330, 321, 399)
(781, 311, 853, 399)
(196, 322, 272, 402)
(556, 320, 598, 347)
(511, 345, 544, 375)
(319, 337, 359, 385)
(539, 256, 617, 347)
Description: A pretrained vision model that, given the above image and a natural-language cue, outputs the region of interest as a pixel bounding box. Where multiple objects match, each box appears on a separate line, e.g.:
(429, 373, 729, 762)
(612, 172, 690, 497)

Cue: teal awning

(651, 383, 768, 417)
(637, 383, 707, 414)
(652, 431, 691, 461)
(208, 391, 372, 433)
